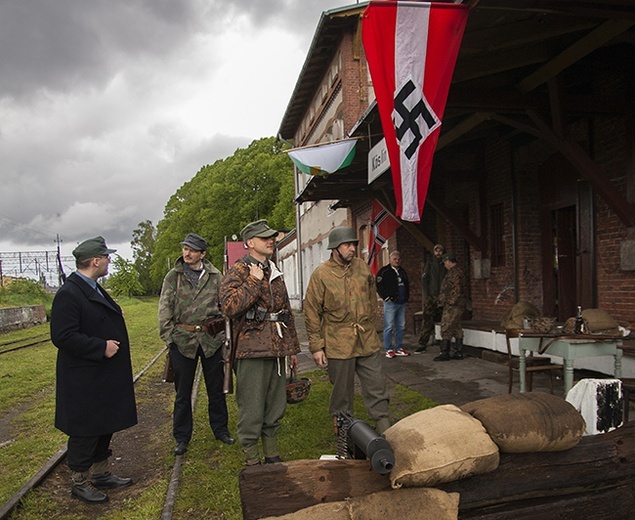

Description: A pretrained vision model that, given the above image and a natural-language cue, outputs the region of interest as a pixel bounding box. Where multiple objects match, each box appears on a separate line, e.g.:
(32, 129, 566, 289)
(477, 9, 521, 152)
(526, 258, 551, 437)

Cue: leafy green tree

(106, 256, 144, 297)
(150, 137, 295, 287)
(131, 220, 159, 295)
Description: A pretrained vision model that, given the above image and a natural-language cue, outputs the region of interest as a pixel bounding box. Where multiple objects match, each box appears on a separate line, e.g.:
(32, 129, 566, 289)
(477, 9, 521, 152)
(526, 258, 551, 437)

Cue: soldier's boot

(451, 338, 464, 360)
(243, 444, 261, 467)
(375, 417, 391, 435)
(91, 458, 133, 489)
(262, 434, 282, 463)
(71, 471, 108, 503)
(433, 340, 452, 361)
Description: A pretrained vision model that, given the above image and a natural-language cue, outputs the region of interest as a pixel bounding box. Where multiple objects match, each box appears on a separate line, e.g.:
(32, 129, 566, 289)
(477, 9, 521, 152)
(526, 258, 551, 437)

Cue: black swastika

(393, 80, 438, 159)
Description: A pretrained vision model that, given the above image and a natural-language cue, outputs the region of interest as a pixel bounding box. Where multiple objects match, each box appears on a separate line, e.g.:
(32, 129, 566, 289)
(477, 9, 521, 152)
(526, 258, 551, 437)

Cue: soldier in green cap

(50, 236, 137, 504)
(220, 220, 300, 466)
(159, 233, 234, 457)
(304, 226, 391, 434)
(435, 253, 468, 361)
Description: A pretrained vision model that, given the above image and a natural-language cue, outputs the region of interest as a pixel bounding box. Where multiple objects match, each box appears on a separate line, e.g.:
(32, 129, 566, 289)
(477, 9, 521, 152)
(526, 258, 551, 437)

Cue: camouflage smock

(219, 255, 300, 359)
(304, 257, 381, 360)
(158, 257, 224, 359)
(439, 264, 468, 309)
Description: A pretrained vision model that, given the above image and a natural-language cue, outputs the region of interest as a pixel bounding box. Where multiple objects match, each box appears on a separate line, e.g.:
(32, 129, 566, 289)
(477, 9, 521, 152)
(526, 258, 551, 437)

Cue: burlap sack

(581, 308, 620, 335)
(349, 487, 459, 520)
(262, 488, 460, 520)
(385, 404, 499, 489)
(461, 392, 585, 453)
(260, 501, 349, 520)
(500, 301, 540, 330)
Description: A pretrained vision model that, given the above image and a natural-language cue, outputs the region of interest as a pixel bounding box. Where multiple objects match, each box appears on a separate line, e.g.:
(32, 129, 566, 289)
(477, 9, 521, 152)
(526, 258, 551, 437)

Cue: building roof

(280, 1, 635, 212)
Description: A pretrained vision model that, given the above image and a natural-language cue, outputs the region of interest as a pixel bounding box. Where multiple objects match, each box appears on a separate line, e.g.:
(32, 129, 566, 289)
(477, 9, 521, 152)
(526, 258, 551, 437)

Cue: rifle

(222, 317, 234, 394)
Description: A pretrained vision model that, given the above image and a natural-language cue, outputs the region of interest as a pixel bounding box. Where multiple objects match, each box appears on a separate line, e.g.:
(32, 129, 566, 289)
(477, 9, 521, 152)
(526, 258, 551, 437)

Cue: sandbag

(261, 488, 460, 520)
(349, 487, 459, 520)
(581, 308, 620, 335)
(384, 404, 499, 489)
(500, 301, 540, 330)
(260, 501, 349, 520)
(461, 392, 586, 453)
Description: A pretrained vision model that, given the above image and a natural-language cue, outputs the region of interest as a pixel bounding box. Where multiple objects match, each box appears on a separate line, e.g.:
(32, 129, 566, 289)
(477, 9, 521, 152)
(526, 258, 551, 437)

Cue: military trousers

(440, 304, 465, 340)
(326, 350, 389, 423)
(235, 357, 286, 457)
(419, 297, 441, 346)
(170, 345, 229, 443)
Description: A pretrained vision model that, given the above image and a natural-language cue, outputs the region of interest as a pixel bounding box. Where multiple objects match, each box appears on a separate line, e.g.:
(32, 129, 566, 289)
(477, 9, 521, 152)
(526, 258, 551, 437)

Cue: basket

(286, 368, 311, 404)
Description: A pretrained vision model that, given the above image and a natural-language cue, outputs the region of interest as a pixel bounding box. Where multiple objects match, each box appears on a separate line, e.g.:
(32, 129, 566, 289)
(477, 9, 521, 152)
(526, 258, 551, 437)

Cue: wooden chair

(505, 329, 563, 394)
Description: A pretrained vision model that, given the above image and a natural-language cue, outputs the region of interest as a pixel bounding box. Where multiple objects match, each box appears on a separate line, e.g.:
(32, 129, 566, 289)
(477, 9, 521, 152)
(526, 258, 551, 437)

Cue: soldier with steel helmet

(304, 226, 391, 434)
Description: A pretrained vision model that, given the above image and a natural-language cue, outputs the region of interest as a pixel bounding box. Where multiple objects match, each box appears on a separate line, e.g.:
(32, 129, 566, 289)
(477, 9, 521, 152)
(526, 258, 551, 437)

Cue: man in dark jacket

(50, 237, 137, 504)
(417, 244, 445, 353)
(220, 220, 300, 466)
(376, 251, 410, 358)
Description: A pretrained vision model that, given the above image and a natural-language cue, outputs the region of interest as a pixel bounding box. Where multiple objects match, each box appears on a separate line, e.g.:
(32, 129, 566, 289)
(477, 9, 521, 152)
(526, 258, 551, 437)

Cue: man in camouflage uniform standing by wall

(304, 226, 391, 434)
(434, 253, 468, 361)
(417, 244, 445, 353)
(159, 233, 233, 457)
(220, 220, 299, 466)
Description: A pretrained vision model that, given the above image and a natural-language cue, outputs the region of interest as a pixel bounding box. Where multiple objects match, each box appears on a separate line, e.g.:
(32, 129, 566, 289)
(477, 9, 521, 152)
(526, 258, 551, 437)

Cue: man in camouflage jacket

(159, 233, 233, 456)
(304, 226, 391, 434)
(435, 253, 468, 361)
(219, 220, 299, 466)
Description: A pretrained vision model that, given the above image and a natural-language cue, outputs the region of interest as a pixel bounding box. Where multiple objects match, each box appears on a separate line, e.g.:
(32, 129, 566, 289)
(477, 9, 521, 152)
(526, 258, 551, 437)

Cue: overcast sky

(0, 0, 349, 263)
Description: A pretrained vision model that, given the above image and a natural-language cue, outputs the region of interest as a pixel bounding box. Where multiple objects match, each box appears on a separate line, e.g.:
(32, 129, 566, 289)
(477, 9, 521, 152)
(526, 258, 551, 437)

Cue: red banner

(362, 1, 469, 222)
(367, 200, 401, 275)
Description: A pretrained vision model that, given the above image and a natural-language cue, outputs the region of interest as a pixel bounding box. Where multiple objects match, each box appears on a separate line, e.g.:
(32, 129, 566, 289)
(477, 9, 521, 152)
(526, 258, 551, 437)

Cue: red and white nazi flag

(362, 1, 469, 222)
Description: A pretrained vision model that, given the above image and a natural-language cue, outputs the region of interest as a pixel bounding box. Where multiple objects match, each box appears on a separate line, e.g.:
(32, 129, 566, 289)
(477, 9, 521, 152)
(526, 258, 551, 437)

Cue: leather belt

(177, 317, 225, 335)
(177, 324, 210, 333)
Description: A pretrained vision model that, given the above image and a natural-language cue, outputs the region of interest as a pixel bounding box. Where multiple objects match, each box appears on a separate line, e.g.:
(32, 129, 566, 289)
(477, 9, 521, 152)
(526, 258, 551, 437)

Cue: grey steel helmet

(327, 226, 359, 249)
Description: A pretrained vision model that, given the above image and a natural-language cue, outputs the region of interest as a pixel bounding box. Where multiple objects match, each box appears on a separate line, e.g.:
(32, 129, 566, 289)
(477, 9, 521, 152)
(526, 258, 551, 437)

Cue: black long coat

(50, 272, 137, 436)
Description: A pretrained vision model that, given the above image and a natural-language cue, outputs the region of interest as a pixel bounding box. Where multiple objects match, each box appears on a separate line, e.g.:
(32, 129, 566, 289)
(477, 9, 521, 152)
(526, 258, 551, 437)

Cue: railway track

(0, 344, 203, 520)
(0, 333, 51, 355)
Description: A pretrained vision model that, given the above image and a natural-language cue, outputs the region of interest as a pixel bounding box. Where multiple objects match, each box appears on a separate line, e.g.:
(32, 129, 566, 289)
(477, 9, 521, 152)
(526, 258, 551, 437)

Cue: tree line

(107, 137, 295, 296)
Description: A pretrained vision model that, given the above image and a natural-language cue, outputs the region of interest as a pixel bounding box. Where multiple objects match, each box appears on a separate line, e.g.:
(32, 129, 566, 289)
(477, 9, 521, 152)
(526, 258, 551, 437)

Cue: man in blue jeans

(376, 251, 410, 358)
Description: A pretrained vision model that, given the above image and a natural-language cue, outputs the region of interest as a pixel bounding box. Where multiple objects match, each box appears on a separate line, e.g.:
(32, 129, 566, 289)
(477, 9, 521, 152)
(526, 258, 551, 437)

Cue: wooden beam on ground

(239, 421, 635, 519)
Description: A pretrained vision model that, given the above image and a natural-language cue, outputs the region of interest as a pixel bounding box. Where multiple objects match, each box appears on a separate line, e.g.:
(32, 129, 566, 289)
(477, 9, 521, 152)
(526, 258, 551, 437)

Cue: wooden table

(517, 332, 623, 395)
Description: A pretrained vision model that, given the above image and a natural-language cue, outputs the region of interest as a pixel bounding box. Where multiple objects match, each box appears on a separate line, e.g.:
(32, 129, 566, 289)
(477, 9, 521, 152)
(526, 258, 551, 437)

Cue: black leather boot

(451, 338, 464, 360)
(433, 340, 451, 361)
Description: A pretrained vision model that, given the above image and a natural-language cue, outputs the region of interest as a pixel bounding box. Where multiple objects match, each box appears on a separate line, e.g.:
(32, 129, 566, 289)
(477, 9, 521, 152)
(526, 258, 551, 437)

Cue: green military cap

(72, 236, 116, 262)
(241, 219, 279, 241)
(441, 253, 457, 263)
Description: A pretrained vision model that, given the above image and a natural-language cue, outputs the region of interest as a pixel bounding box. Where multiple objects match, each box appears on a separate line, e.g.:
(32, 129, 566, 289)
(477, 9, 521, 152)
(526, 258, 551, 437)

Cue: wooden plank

(239, 422, 635, 519)
(239, 459, 390, 520)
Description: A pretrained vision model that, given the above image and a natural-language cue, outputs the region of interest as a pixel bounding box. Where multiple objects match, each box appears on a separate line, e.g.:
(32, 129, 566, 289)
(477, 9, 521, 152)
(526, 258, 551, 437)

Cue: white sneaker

(385, 350, 396, 358)
(394, 349, 410, 357)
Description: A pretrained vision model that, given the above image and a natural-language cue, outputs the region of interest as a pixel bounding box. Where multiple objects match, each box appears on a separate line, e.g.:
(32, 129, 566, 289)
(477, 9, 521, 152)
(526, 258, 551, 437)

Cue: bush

(0, 279, 52, 309)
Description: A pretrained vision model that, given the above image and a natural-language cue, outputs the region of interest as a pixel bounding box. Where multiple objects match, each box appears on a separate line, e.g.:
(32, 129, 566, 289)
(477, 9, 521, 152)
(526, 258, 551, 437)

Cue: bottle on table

(574, 306, 584, 334)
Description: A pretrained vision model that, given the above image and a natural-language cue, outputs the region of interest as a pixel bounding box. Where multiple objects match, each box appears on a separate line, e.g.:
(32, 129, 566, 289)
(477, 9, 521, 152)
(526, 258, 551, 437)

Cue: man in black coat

(50, 237, 137, 504)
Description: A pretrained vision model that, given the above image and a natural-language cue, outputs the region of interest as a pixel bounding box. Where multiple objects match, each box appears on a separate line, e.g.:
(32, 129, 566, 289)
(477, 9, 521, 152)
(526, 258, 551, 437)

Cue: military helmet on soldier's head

(327, 226, 359, 250)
